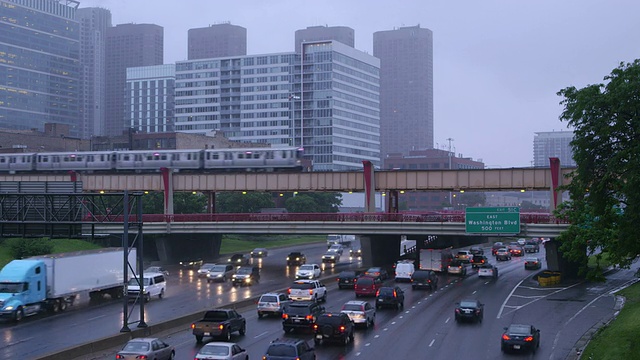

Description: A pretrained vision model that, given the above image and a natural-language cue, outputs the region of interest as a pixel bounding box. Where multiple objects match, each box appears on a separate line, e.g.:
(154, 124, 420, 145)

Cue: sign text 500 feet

(465, 207, 520, 234)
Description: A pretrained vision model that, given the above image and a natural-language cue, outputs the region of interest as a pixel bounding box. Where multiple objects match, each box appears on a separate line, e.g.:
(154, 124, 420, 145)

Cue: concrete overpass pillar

(206, 192, 216, 213)
(359, 234, 401, 268)
(386, 190, 399, 213)
(160, 167, 174, 216)
(362, 161, 376, 212)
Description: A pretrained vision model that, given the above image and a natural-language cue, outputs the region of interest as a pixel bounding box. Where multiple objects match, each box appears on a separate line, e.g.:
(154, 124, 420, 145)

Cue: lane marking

(445, 317, 450, 323)
(87, 315, 106, 321)
(374, 334, 380, 338)
(429, 339, 435, 347)
(472, 290, 477, 294)
(254, 331, 268, 338)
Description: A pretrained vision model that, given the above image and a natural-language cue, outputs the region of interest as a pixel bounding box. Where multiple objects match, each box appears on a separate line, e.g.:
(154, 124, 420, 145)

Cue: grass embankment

(219, 234, 325, 254)
(0, 238, 102, 269)
(581, 281, 640, 359)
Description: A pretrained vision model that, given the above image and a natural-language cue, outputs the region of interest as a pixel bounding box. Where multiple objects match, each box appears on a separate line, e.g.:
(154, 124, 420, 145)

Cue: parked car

(282, 301, 325, 333)
(524, 257, 542, 270)
(470, 255, 488, 269)
(337, 270, 361, 289)
(257, 292, 291, 318)
(340, 300, 376, 328)
(286, 252, 306, 266)
(295, 264, 322, 280)
(250, 247, 268, 258)
(469, 246, 484, 256)
(263, 338, 315, 360)
(411, 269, 438, 290)
(354, 275, 383, 297)
(365, 267, 389, 280)
(227, 253, 249, 266)
(496, 248, 512, 261)
(501, 324, 541, 353)
(491, 242, 504, 256)
(115, 338, 175, 360)
(206, 264, 235, 283)
(447, 260, 468, 276)
(313, 313, 355, 345)
(375, 286, 405, 309)
(455, 250, 472, 263)
(197, 263, 217, 278)
(144, 266, 169, 276)
(454, 299, 484, 323)
(231, 266, 260, 286)
(194, 342, 248, 360)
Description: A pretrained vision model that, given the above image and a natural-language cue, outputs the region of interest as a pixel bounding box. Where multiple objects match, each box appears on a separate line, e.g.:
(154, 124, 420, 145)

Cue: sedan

(116, 338, 175, 360)
(495, 248, 512, 261)
(524, 257, 542, 270)
(454, 299, 484, 323)
(227, 253, 249, 266)
(365, 267, 389, 280)
(195, 342, 248, 360)
(250, 247, 268, 258)
(501, 324, 541, 353)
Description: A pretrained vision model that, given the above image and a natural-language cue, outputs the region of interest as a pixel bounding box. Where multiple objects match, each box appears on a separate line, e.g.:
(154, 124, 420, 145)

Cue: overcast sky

(79, 0, 640, 167)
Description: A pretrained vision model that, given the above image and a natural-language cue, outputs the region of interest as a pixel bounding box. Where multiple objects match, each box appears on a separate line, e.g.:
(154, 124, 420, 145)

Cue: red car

(354, 275, 383, 297)
(509, 245, 524, 257)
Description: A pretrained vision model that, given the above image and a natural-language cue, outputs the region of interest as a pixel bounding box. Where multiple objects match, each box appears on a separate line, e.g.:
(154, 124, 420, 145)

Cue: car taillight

(455, 309, 460, 313)
(393, 290, 397, 297)
(288, 288, 291, 294)
(116, 355, 124, 359)
(502, 334, 510, 340)
(282, 313, 288, 319)
(475, 309, 481, 314)
(137, 356, 148, 360)
(339, 325, 346, 332)
(309, 289, 313, 295)
(313, 324, 318, 330)
(218, 324, 224, 330)
(376, 290, 380, 296)
(524, 336, 534, 342)
(190, 323, 195, 329)
(306, 315, 313, 321)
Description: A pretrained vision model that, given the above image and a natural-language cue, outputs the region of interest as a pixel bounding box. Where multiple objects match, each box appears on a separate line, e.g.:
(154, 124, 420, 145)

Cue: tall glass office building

(174, 41, 380, 171)
(126, 64, 175, 133)
(0, 0, 81, 137)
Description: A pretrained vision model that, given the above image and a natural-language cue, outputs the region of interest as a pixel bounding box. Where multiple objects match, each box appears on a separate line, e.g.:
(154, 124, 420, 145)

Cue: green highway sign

(465, 207, 520, 234)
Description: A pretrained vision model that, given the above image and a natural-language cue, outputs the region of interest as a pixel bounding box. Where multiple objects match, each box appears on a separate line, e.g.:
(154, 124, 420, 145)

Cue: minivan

(127, 272, 166, 302)
(394, 261, 415, 282)
(354, 275, 382, 297)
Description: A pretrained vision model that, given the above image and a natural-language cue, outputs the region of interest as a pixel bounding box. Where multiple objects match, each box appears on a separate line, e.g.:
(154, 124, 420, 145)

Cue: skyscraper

(105, 23, 163, 137)
(294, 25, 355, 53)
(77, 7, 111, 138)
(0, 0, 81, 137)
(126, 64, 175, 133)
(188, 23, 247, 60)
(533, 131, 575, 167)
(373, 25, 434, 159)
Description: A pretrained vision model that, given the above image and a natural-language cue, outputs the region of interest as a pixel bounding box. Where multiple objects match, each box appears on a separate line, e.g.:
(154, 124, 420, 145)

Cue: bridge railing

(83, 212, 568, 224)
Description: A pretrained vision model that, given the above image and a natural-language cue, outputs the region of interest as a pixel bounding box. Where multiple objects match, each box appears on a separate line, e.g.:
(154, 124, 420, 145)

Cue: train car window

(254, 153, 260, 159)
(123, 155, 130, 161)
(53, 156, 59, 162)
(0, 158, 4, 163)
(161, 155, 167, 160)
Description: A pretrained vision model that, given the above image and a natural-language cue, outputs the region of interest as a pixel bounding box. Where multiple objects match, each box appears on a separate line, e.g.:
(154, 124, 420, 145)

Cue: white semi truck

(0, 247, 136, 321)
(419, 248, 453, 272)
(326, 234, 355, 248)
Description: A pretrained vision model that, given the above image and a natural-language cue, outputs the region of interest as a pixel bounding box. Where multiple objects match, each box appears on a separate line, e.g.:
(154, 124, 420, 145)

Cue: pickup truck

(190, 308, 246, 343)
(288, 280, 327, 302)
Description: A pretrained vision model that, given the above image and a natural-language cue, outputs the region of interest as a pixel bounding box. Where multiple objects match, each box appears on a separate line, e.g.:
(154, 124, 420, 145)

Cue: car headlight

(216, 274, 223, 277)
(4, 306, 14, 310)
(286, 257, 290, 260)
(245, 278, 251, 283)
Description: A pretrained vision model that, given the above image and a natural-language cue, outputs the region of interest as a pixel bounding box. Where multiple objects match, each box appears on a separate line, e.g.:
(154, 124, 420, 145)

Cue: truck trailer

(326, 234, 355, 248)
(0, 247, 136, 321)
(419, 248, 453, 272)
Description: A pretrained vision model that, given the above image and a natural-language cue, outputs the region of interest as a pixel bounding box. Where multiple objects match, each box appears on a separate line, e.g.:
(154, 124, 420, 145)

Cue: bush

(6, 238, 54, 259)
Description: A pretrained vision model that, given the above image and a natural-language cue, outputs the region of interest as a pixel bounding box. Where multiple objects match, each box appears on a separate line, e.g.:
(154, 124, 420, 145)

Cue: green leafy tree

(140, 192, 206, 214)
(216, 192, 275, 213)
(284, 192, 342, 213)
(7, 238, 54, 258)
(556, 60, 640, 280)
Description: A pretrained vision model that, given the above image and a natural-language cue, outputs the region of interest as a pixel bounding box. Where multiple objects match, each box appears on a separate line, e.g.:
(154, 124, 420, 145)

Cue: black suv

(471, 255, 488, 269)
(263, 338, 316, 360)
(286, 252, 307, 266)
(231, 266, 260, 286)
(282, 301, 325, 333)
(411, 269, 438, 290)
(455, 299, 484, 323)
(313, 313, 355, 346)
(375, 286, 405, 309)
(337, 270, 361, 289)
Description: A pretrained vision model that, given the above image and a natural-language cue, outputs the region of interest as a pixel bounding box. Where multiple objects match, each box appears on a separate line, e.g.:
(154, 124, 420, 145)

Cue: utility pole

(446, 138, 454, 207)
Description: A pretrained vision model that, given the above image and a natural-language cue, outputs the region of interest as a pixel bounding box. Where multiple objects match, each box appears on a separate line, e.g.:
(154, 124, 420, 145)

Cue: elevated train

(0, 147, 305, 173)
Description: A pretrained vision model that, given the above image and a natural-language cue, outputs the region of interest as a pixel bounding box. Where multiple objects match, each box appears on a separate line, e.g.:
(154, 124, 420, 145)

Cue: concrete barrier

(35, 273, 345, 360)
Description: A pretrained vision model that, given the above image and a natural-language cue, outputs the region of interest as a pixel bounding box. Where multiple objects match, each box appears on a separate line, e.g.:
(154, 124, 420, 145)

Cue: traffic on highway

(0, 239, 633, 359)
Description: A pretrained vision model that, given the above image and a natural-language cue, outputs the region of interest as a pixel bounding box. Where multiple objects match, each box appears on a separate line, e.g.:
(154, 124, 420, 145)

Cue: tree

(284, 192, 342, 213)
(556, 60, 640, 280)
(141, 192, 207, 214)
(216, 192, 275, 213)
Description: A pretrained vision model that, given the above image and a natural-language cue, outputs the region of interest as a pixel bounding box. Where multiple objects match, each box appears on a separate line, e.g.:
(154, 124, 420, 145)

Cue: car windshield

(357, 277, 374, 285)
(199, 345, 230, 356)
(200, 264, 215, 270)
(127, 278, 150, 286)
(378, 288, 394, 296)
(209, 265, 228, 272)
(339, 271, 355, 277)
(291, 282, 313, 290)
(267, 344, 297, 356)
(289, 252, 303, 257)
(146, 267, 160, 272)
(260, 295, 277, 302)
(525, 258, 538, 262)
(367, 268, 381, 273)
(412, 270, 430, 278)
(459, 301, 478, 308)
(286, 304, 313, 315)
(236, 267, 253, 274)
(342, 304, 363, 311)
(508, 325, 532, 335)
(449, 260, 463, 266)
(317, 315, 344, 325)
(123, 341, 149, 352)
(299, 265, 314, 270)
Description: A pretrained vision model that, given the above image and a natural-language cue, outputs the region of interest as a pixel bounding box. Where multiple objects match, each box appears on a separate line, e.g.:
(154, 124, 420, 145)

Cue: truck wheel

(51, 299, 61, 313)
(159, 289, 164, 299)
(144, 293, 151, 303)
(225, 331, 231, 341)
(60, 299, 67, 311)
(322, 293, 327, 302)
(169, 351, 175, 360)
(239, 324, 246, 335)
(195, 335, 203, 343)
(14, 308, 24, 322)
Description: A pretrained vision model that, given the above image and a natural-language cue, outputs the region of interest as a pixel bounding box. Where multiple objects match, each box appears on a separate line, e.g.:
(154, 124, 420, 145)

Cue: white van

(395, 261, 415, 282)
(127, 272, 167, 302)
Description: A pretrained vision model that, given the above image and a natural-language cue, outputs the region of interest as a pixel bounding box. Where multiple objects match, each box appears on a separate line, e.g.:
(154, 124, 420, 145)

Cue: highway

(2, 242, 635, 359)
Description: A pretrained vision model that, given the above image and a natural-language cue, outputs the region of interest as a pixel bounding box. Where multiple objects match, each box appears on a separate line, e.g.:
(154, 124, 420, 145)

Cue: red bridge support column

(549, 157, 562, 212)
(362, 161, 376, 213)
(386, 190, 399, 213)
(160, 167, 174, 218)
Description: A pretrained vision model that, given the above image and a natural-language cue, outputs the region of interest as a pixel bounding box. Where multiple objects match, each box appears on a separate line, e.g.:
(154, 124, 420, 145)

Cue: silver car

(194, 342, 248, 360)
(340, 300, 376, 328)
(206, 264, 235, 283)
(197, 263, 216, 278)
(257, 292, 291, 318)
(116, 338, 175, 360)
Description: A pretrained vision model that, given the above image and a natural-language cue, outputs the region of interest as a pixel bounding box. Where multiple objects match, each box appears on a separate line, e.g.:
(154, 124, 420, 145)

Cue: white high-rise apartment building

(533, 131, 575, 167)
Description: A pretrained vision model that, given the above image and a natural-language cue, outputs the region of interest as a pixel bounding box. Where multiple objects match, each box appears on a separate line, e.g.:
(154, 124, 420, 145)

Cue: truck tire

(159, 289, 164, 299)
(195, 335, 203, 343)
(224, 331, 231, 341)
(322, 292, 327, 302)
(239, 324, 246, 335)
(144, 293, 151, 303)
(51, 299, 61, 313)
(14, 308, 24, 322)
(60, 299, 67, 311)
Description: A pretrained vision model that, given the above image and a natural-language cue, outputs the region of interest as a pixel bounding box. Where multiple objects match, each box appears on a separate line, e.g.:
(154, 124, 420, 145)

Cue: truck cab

(0, 259, 47, 321)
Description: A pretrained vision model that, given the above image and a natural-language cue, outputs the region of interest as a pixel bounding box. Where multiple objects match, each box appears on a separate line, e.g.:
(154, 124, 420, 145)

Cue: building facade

(0, 0, 81, 137)
(188, 23, 247, 60)
(105, 23, 163, 136)
(174, 41, 380, 171)
(533, 131, 575, 167)
(126, 64, 175, 133)
(294, 25, 355, 53)
(373, 25, 434, 159)
(77, 7, 111, 138)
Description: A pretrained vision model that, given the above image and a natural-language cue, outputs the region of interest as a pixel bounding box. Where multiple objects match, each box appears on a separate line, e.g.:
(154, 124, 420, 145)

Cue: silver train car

(0, 147, 304, 173)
